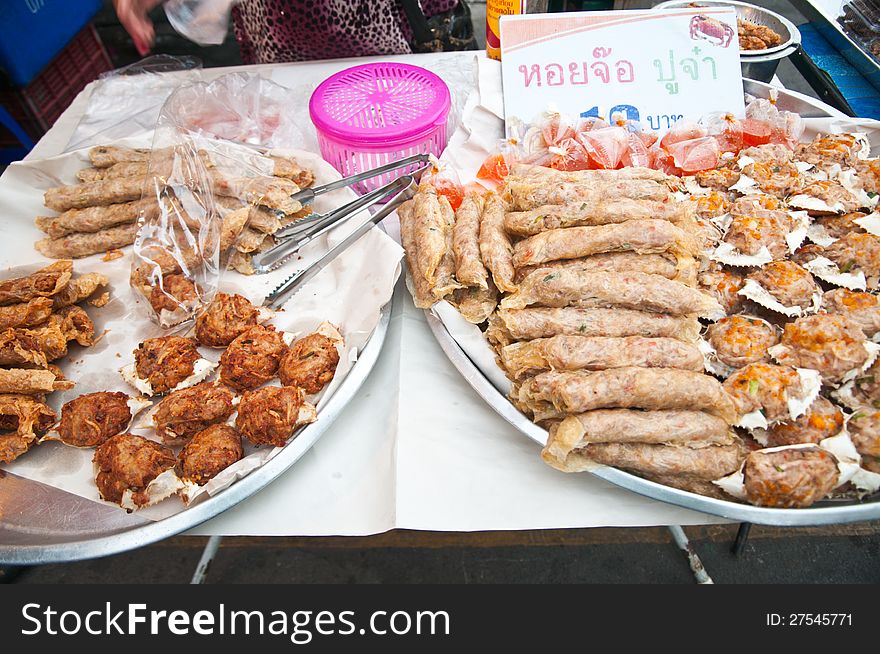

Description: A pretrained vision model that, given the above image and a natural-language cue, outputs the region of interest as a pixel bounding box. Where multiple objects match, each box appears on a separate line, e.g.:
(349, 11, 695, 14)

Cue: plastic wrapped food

(739, 260, 821, 317)
(722, 362, 821, 428)
(768, 313, 875, 384)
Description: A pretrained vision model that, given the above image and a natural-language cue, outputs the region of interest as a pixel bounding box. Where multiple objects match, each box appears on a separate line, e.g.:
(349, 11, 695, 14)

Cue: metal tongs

(262, 175, 417, 309)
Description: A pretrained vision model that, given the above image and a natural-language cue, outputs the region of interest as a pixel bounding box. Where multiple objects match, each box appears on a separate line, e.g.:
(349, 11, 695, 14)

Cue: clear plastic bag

(130, 73, 315, 326)
(165, 0, 238, 46)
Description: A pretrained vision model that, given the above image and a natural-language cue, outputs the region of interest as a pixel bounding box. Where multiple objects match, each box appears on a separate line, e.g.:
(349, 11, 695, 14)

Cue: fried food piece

(511, 219, 697, 269)
(795, 133, 865, 172)
(278, 327, 341, 394)
(843, 358, 880, 408)
(0, 297, 54, 330)
(515, 252, 682, 285)
(741, 161, 802, 198)
(88, 145, 159, 168)
(432, 194, 461, 301)
(0, 319, 71, 367)
(94, 433, 176, 507)
(693, 191, 730, 220)
(695, 166, 741, 191)
(0, 394, 56, 433)
(477, 192, 516, 293)
(236, 385, 315, 447)
(175, 424, 244, 485)
(502, 270, 723, 318)
(36, 223, 139, 259)
(56, 305, 96, 346)
(518, 367, 736, 422)
(35, 198, 160, 238)
(745, 260, 819, 311)
(0, 261, 72, 306)
(742, 447, 838, 508)
(44, 177, 150, 212)
(501, 335, 704, 381)
(545, 440, 746, 479)
(764, 397, 844, 447)
(152, 382, 236, 443)
(398, 199, 435, 309)
(740, 143, 793, 164)
(452, 193, 488, 289)
(129, 244, 204, 297)
(789, 180, 861, 215)
(51, 272, 109, 309)
(134, 336, 202, 394)
(723, 363, 814, 424)
(770, 314, 870, 384)
(406, 189, 449, 291)
(738, 18, 783, 50)
(57, 391, 133, 448)
(195, 293, 262, 348)
(504, 198, 692, 236)
(450, 283, 498, 324)
(821, 288, 880, 337)
(813, 212, 868, 240)
(847, 410, 880, 460)
(706, 315, 778, 369)
(149, 274, 199, 316)
(722, 207, 793, 260)
(699, 265, 745, 315)
(0, 368, 73, 395)
(219, 324, 286, 391)
(490, 307, 701, 343)
(823, 232, 880, 289)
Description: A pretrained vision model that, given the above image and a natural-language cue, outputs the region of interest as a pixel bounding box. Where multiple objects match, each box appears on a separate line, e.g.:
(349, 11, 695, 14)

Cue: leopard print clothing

(232, 0, 460, 63)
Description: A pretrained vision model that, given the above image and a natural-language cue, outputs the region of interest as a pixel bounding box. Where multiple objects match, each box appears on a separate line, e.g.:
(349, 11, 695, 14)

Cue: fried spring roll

(35, 197, 159, 238)
(210, 173, 302, 214)
(544, 440, 746, 478)
(546, 410, 732, 452)
(491, 307, 702, 343)
(217, 197, 284, 235)
(0, 261, 72, 307)
(500, 335, 704, 380)
(398, 200, 436, 309)
(0, 368, 74, 394)
(519, 367, 737, 422)
(479, 192, 517, 293)
(508, 163, 670, 183)
(234, 227, 269, 254)
(505, 173, 671, 211)
(451, 282, 498, 324)
(0, 319, 73, 367)
(515, 252, 683, 284)
(501, 270, 723, 318)
(88, 145, 166, 168)
(505, 199, 693, 236)
(44, 177, 151, 212)
(452, 194, 488, 289)
(433, 195, 462, 301)
(512, 219, 698, 269)
(642, 473, 736, 499)
(0, 298, 54, 330)
(35, 223, 139, 259)
(56, 305, 96, 346)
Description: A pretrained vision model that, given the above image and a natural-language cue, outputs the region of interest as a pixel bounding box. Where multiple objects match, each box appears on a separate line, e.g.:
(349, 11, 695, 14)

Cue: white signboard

(500, 8, 745, 133)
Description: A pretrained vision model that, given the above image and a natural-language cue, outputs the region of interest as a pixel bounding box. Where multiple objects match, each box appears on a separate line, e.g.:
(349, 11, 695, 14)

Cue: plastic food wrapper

(165, 0, 238, 46)
(130, 73, 314, 326)
(67, 55, 202, 151)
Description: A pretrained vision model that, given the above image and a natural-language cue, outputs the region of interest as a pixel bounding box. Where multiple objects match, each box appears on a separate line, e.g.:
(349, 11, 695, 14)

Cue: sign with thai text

(499, 8, 745, 133)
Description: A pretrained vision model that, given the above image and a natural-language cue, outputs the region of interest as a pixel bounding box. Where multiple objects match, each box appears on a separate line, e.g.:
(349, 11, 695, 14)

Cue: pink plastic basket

(309, 62, 451, 193)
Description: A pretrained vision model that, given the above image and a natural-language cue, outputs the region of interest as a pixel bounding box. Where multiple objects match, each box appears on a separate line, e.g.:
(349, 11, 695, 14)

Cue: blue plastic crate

(0, 0, 102, 87)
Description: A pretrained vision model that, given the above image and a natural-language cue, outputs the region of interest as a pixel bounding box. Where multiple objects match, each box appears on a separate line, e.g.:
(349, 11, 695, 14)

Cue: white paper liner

(40, 396, 154, 447)
(840, 341, 880, 386)
(120, 357, 218, 397)
(787, 194, 846, 214)
(853, 213, 880, 236)
(729, 174, 759, 195)
(710, 242, 773, 267)
(738, 278, 820, 318)
(697, 336, 736, 379)
(802, 256, 867, 290)
(805, 223, 838, 247)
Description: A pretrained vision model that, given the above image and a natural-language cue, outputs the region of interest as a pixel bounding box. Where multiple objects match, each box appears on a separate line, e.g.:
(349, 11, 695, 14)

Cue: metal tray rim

(0, 298, 393, 564)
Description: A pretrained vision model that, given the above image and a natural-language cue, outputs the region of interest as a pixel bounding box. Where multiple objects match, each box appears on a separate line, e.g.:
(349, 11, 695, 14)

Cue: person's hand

(113, 0, 165, 56)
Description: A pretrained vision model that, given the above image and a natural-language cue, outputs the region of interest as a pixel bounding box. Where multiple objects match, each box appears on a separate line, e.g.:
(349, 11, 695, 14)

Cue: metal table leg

(668, 525, 714, 584)
(191, 535, 223, 584)
(731, 522, 752, 557)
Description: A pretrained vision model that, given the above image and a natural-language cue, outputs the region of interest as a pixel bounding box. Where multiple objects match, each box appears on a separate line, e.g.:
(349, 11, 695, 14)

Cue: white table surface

(15, 51, 723, 535)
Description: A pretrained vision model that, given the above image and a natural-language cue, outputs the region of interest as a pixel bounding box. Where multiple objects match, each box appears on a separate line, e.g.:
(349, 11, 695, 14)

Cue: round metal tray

(654, 0, 801, 56)
(0, 298, 392, 564)
(426, 79, 880, 527)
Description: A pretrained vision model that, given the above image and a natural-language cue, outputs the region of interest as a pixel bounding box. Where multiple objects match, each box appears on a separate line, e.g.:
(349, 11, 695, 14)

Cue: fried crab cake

(176, 424, 244, 485)
(124, 335, 215, 395)
(742, 447, 839, 508)
(235, 385, 316, 447)
(93, 433, 176, 508)
(219, 324, 288, 391)
(195, 292, 266, 347)
(278, 328, 342, 394)
(149, 273, 199, 316)
(763, 397, 844, 447)
(152, 381, 236, 443)
(56, 391, 141, 447)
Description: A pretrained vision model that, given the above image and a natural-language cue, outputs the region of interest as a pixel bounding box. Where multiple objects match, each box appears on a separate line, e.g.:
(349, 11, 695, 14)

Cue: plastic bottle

(486, 0, 550, 61)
